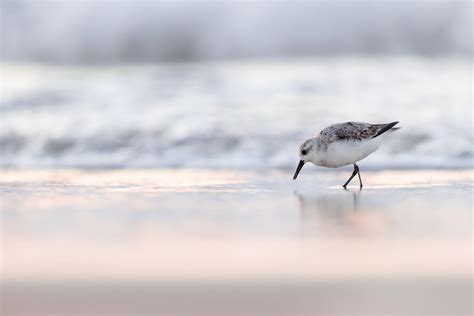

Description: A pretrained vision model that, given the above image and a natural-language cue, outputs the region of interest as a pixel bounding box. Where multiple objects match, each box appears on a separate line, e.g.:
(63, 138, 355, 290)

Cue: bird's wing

(319, 121, 399, 143)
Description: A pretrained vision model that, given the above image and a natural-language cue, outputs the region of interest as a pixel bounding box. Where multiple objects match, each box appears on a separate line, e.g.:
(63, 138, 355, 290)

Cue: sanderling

(293, 121, 400, 188)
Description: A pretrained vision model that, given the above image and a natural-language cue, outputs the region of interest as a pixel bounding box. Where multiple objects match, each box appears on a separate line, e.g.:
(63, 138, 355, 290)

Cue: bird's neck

(307, 138, 325, 166)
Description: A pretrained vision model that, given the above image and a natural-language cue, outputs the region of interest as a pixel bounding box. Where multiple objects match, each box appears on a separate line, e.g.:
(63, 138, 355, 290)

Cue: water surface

(1, 169, 472, 315)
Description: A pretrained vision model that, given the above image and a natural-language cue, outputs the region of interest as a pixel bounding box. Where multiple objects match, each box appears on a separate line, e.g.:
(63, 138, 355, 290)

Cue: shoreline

(1, 169, 472, 315)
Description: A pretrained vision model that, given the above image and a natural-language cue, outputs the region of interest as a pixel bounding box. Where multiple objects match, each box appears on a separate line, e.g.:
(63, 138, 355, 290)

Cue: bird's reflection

(294, 189, 386, 237)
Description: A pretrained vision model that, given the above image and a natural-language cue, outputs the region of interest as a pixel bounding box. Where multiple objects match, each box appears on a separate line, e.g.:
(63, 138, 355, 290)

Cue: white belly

(317, 139, 382, 168)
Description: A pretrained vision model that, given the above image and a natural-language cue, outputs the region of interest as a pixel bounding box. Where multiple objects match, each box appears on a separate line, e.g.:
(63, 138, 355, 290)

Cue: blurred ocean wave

(0, 58, 472, 170)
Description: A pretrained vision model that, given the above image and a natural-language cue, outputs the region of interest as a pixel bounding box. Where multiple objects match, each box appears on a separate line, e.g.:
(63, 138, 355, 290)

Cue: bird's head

(293, 139, 315, 180)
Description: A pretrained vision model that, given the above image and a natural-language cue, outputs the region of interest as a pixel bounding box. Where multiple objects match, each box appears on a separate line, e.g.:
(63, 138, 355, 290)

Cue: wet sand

(1, 169, 472, 315)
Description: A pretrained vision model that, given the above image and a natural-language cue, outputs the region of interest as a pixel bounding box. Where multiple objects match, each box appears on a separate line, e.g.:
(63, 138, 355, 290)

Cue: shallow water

(1, 58, 472, 169)
(1, 169, 472, 315)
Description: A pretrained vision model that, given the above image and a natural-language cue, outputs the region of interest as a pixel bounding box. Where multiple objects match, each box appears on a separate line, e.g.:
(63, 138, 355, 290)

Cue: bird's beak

(293, 160, 305, 180)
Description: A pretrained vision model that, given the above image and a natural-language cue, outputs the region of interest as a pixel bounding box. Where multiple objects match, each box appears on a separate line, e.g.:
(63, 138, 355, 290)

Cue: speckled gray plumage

(319, 121, 399, 144)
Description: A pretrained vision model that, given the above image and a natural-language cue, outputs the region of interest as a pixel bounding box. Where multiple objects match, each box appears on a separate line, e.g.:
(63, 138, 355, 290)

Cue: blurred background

(1, 0, 472, 170)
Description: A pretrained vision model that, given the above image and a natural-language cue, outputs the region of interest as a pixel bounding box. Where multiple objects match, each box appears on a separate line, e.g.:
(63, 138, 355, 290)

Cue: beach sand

(1, 169, 472, 315)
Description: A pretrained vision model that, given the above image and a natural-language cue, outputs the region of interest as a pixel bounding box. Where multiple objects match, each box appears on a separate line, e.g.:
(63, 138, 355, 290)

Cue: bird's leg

(342, 164, 359, 189)
(355, 164, 363, 188)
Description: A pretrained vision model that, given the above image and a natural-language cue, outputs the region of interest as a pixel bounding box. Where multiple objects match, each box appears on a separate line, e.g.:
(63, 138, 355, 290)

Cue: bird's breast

(315, 139, 381, 168)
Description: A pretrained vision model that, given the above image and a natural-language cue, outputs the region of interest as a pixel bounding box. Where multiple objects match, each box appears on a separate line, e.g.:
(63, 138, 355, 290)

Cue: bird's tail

(372, 121, 400, 138)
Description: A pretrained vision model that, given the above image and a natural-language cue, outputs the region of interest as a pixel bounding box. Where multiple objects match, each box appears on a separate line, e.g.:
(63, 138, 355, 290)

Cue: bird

(293, 121, 400, 188)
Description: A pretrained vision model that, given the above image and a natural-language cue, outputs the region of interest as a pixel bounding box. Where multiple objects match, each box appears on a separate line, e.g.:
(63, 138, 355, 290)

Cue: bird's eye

(301, 149, 307, 155)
